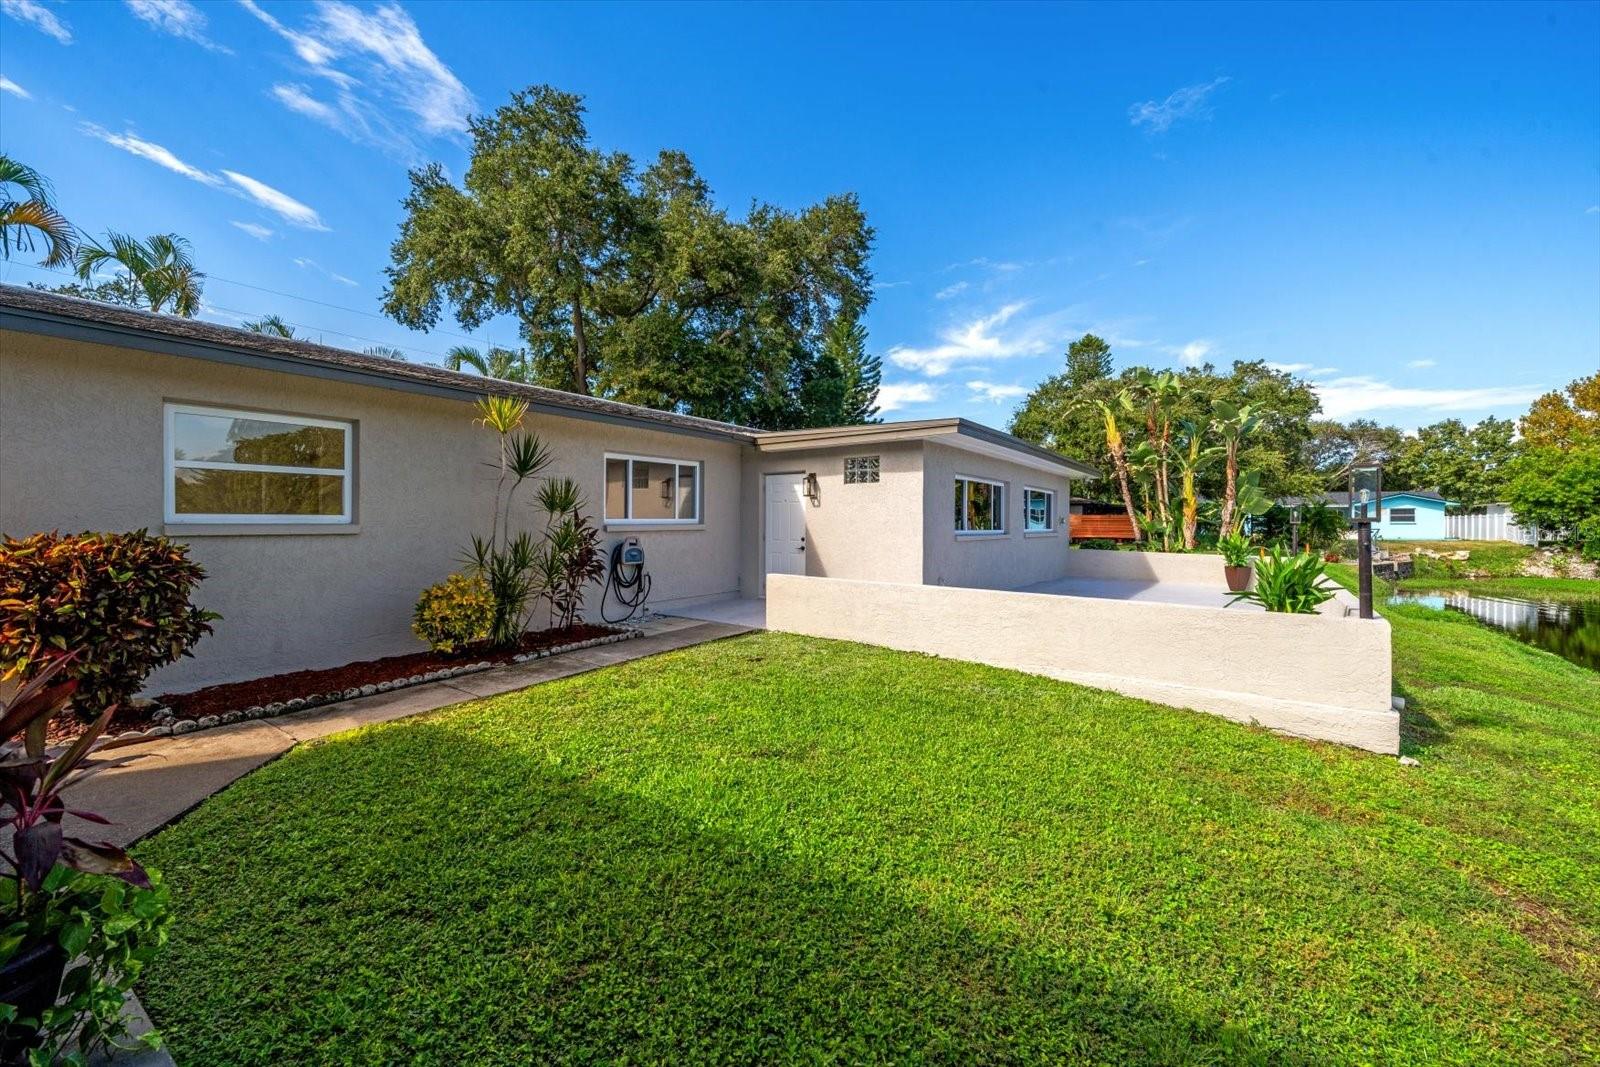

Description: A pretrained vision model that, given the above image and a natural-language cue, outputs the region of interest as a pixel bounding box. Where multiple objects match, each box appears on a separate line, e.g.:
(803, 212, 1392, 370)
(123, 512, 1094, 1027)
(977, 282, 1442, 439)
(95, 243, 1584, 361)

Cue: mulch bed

(44, 624, 623, 744)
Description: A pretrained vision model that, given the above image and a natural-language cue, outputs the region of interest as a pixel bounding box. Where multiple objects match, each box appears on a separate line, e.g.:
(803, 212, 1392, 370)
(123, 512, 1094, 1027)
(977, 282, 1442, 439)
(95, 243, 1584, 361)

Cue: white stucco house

(0, 285, 1097, 693)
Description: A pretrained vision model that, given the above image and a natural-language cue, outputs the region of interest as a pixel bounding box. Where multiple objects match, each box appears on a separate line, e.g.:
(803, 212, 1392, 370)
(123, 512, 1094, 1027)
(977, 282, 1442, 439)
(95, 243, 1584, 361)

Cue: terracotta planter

(0, 938, 65, 1061)
(1224, 565, 1253, 592)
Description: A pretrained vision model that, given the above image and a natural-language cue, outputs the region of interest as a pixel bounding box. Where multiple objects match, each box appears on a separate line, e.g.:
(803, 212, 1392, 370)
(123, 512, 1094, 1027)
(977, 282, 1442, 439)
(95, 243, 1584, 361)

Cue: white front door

(764, 472, 808, 588)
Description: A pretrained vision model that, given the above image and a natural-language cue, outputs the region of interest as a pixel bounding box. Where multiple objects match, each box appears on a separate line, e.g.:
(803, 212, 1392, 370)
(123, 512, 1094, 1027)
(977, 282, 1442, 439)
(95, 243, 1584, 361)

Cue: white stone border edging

(108, 630, 644, 746)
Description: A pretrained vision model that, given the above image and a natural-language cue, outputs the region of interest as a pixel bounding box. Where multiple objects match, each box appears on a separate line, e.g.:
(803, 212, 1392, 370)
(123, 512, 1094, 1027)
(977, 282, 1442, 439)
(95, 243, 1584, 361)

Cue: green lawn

(136, 614, 1599, 1064)
(1394, 575, 1600, 603)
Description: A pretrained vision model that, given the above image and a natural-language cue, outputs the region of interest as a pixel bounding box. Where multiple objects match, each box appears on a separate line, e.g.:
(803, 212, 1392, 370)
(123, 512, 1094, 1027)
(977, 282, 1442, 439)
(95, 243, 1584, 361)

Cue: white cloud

(79, 123, 224, 186)
(934, 281, 968, 300)
(967, 380, 1029, 404)
(81, 122, 327, 230)
(124, 0, 230, 53)
(1129, 77, 1230, 133)
(1167, 339, 1216, 366)
(293, 257, 358, 286)
(1266, 361, 1339, 377)
(244, 0, 473, 154)
(230, 221, 274, 241)
(1405, 359, 1437, 369)
(876, 382, 938, 413)
(222, 170, 327, 230)
(1, 0, 71, 44)
(271, 83, 341, 125)
(1312, 376, 1546, 420)
(0, 75, 30, 99)
(888, 303, 1061, 376)
(1587, 205, 1600, 215)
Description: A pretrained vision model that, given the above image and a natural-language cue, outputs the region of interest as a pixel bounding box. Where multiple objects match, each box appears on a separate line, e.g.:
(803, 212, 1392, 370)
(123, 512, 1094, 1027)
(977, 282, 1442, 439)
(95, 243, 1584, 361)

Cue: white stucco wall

(766, 574, 1398, 754)
(1, 331, 744, 692)
(737, 441, 925, 595)
(920, 442, 1075, 590)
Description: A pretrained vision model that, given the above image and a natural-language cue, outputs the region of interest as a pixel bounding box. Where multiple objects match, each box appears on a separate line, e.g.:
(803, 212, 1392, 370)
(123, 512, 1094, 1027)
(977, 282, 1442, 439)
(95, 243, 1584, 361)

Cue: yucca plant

(1227, 548, 1336, 614)
(462, 397, 553, 647)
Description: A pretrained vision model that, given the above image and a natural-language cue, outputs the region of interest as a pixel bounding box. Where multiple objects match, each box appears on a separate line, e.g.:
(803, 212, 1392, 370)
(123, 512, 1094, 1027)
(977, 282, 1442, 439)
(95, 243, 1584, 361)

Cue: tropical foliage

(72, 232, 203, 316)
(0, 655, 171, 1063)
(0, 154, 74, 268)
(1012, 339, 1316, 546)
(0, 531, 216, 722)
(383, 85, 875, 428)
(242, 314, 295, 338)
(446, 345, 532, 383)
(411, 574, 495, 653)
(1228, 548, 1337, 614)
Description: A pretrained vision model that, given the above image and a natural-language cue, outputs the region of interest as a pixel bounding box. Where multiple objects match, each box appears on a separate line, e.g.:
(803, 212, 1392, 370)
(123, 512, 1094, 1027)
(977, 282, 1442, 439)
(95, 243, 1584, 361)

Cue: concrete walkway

(664, 596, 768, 629)
(67, 619, 751, 848)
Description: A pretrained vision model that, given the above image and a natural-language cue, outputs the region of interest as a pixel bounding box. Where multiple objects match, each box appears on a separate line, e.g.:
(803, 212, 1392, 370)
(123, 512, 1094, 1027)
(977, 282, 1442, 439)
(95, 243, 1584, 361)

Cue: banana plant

(1211, 400, 1262, 536)
(1174, 420, 1224, 550)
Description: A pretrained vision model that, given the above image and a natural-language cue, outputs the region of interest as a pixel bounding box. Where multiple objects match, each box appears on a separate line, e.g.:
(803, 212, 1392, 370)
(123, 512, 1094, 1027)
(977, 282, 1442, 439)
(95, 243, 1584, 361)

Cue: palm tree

(243, 314, 296, 338)
(363, 345, 408, 360)
(75, 232, 203, 316)
(446, 345, 530, 382)
(0, 154, 74, 267)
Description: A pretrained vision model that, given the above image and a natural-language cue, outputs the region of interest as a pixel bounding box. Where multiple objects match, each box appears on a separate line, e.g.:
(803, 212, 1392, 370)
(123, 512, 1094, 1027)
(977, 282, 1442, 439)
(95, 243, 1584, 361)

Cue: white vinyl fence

(1445, 504, 1539, 544)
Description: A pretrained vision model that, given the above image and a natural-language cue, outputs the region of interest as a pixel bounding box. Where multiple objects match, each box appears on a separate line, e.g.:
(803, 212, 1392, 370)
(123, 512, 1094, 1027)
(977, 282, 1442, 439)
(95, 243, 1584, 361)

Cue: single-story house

(1280, 489, 1455, 541)
(0, 285, 1097, 693)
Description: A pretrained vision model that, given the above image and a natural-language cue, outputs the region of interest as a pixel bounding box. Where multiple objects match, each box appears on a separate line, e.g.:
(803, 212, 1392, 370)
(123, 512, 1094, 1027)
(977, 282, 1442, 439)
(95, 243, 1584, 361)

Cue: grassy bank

(135, 615, 1599, 1064)
(1393, 575, 1600, 602)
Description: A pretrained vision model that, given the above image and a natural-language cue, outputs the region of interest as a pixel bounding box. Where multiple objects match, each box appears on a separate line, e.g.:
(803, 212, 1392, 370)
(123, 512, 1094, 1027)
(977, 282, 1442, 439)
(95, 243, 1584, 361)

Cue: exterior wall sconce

(803, 472, 820, 505)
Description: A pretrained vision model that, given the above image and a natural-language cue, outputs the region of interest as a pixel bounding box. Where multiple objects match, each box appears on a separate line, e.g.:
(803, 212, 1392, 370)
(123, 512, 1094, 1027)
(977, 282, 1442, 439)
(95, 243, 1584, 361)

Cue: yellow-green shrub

(412, 574, 494, 653)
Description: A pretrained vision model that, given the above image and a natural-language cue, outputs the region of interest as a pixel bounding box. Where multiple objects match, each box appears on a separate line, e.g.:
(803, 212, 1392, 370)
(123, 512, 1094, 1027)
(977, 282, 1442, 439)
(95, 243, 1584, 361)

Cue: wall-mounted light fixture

(803, 472, 820, 505)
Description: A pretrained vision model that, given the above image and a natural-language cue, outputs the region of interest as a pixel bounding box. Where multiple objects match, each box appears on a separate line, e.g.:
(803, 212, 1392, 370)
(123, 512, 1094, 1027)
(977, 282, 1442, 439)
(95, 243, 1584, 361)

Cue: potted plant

(1217, 531, 1254, 592)
(1227, 547, 1338, 614)
(0, 654, 169, 1062)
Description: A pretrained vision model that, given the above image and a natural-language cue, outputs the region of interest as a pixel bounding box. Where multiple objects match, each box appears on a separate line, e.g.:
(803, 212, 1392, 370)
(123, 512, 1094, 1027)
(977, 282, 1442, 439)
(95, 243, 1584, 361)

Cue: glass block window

(844, 455, 880, 484)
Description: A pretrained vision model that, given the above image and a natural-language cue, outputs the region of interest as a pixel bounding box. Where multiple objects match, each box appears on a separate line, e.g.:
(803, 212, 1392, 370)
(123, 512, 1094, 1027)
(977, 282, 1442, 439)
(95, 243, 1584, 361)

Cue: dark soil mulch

(44, 625, 624, 744)
(157, 624, 622, 718)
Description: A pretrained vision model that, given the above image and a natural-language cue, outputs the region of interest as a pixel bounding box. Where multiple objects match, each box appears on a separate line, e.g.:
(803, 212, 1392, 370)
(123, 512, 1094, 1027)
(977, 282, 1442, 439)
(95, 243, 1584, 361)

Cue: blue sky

(2, 0, 1596, 429)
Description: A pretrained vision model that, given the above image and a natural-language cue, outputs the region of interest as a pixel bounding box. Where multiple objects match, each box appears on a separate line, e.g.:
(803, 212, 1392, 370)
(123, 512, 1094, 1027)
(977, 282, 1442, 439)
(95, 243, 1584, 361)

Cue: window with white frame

(954, 476, 1005, 534)
(1389, 507, 1417, 524)
(165, 403, 352, 524)
(1023, 487, 1056, 532)
(604, 454, 701, 523)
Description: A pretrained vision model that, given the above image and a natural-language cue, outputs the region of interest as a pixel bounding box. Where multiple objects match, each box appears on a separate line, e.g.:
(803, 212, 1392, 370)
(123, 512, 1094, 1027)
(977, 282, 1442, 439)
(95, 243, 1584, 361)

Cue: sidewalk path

(68, 619, 751, 848)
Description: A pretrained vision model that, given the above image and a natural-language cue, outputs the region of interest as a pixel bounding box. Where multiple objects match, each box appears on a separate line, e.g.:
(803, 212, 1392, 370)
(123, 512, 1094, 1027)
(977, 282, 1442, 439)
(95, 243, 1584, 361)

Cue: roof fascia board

(1, 306, 749, 444)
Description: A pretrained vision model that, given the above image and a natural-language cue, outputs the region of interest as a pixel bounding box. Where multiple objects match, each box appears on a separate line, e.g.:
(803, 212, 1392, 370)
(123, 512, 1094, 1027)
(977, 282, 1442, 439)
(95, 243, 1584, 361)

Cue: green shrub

(1228, 548, 1336, 614)
(0, 869, 173, 1064)
(0, 531, 215, 719)
(412, 574, 495, 653)
(1217, 531, 1252, 567)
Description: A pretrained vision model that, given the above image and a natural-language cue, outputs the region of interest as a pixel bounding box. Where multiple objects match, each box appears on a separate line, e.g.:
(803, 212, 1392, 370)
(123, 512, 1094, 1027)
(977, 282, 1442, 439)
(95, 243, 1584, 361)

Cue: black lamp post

(1289, 504, 1302, 555)
(1349, 463, 1383, 620)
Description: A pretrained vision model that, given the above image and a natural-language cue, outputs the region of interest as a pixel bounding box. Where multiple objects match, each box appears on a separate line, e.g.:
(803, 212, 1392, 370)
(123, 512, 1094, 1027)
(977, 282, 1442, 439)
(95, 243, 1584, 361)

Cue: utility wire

(0, 259, 511, 365)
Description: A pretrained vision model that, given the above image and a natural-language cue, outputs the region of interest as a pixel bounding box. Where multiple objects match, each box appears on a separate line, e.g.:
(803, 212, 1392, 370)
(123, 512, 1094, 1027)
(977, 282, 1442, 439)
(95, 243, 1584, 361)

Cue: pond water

(1387, 591, 1600, 672)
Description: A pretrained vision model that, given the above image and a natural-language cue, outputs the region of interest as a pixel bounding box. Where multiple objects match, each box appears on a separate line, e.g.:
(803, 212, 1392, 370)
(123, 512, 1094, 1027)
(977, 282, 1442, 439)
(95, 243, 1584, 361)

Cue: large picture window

(605, 454, 701, 523)
(1023, 487, 1056, 532)
(164, 403, 352, 524)
(954, 476, 1005, 534)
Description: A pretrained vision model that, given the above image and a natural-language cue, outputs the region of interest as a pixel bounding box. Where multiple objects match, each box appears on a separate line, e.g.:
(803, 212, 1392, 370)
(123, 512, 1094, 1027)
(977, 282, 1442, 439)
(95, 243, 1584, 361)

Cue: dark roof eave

(0, 284, 758, 443)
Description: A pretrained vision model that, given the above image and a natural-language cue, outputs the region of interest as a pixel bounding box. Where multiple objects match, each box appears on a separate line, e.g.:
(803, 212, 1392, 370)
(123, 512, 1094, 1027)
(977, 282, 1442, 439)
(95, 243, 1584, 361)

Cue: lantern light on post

(1289, 503, 1302, 555)
(1349, 463, 1383, 620)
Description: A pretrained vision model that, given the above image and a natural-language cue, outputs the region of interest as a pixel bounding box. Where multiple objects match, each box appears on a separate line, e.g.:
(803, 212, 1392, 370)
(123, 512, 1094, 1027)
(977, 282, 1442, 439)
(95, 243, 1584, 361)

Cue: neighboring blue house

(1279, 489, 1456, 541)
